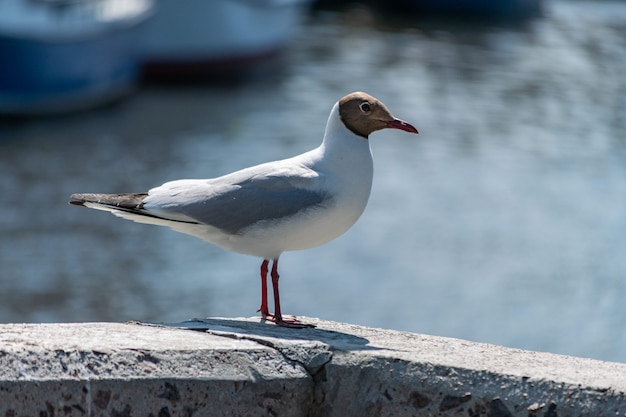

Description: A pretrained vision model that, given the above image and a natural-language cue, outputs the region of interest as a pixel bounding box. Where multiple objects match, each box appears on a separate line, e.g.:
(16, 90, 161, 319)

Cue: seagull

(69, 92, 418, 328)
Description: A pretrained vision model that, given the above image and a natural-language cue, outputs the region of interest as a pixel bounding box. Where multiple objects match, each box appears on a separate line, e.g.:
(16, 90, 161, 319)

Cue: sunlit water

(1, 0, 626, 362)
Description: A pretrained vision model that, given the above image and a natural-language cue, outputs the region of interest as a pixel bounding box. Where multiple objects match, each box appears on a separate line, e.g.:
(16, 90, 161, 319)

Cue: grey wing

(160, 176, 333, 234)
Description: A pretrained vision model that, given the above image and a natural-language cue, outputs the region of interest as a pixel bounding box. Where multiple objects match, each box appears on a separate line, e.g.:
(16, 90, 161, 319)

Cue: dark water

(1, 0, 626, 362)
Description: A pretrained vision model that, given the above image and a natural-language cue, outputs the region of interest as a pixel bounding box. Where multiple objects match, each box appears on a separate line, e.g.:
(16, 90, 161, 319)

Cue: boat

(140, 0, 312, 83)
(314, 0, 542, 21)
(0, 0, 153, 115)
(385, 0, 542, 19)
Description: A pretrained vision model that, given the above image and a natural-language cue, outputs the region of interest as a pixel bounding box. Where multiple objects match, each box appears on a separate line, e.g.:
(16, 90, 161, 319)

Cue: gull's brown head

(338, 92, 419, 139)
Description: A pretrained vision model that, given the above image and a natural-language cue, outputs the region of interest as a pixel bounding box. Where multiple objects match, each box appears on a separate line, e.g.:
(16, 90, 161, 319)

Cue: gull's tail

(69, 192, 199, 229)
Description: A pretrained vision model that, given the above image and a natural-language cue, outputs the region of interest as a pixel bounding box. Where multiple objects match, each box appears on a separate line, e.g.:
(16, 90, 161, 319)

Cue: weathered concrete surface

(1, 318, 625, 416)
(0, 322, 312, 416)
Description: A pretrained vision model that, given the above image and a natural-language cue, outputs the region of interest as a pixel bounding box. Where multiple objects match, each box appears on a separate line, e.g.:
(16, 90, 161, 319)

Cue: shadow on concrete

(150, 317, 379, 352)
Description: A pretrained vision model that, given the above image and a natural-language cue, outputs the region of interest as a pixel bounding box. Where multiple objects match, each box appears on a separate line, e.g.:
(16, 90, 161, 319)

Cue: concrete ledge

(1, 318, 625, 416)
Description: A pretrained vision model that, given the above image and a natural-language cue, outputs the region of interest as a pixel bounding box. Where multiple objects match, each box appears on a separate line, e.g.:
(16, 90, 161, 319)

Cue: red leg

(258, 259, 271, 319)
(268, 258, 315, 329)
(270, 258, 284, 322)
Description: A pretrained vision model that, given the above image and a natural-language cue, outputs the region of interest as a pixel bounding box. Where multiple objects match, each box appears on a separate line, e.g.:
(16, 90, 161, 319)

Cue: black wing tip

(69, 194, 87, 206)
(67, 193, 149, 209)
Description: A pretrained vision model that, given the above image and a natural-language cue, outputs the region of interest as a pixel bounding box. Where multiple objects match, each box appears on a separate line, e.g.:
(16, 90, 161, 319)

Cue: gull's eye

(359, 102, 371, 113)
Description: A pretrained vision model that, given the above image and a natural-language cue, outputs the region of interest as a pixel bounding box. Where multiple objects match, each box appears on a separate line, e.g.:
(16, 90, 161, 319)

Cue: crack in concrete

(200, 327, 333, 416)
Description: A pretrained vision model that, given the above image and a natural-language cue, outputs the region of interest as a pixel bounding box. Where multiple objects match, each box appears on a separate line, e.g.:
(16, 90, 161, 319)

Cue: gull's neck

(318, 102, 371, 159)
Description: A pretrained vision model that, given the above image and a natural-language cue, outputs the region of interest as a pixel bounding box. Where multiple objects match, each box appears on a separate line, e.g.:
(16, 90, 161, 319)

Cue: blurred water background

(1, 0, 626, 362)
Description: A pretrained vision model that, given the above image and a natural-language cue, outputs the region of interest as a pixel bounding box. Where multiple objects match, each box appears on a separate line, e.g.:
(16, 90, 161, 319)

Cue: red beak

(386, 118, 419, 135)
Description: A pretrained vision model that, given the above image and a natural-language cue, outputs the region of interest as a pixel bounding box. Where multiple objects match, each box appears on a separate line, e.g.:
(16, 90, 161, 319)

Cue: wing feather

(143, 165, 333, 234)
